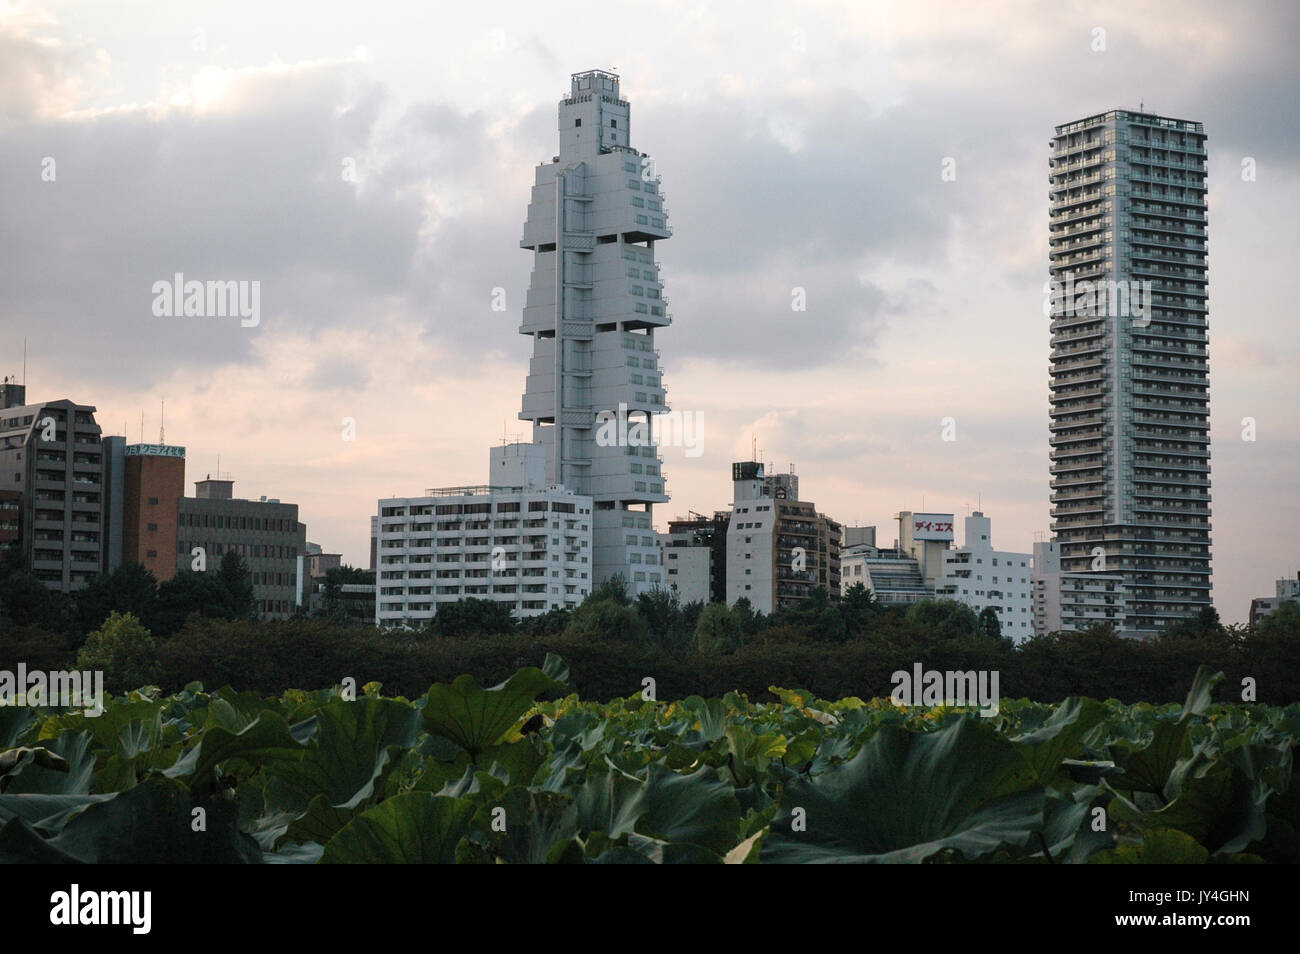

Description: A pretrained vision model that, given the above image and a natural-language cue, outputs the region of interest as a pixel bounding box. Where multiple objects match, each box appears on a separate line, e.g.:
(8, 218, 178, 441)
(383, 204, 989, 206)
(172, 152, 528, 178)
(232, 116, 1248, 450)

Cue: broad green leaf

(762, 718, 1045, 863)
(320, 792, 476, 863)
(423, 667, 565, 759)
(1091, 828, 1209, 864)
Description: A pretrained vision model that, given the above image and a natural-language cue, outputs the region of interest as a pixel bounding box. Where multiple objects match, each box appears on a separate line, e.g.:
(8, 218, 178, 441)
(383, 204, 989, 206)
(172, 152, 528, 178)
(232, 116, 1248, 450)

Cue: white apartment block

(934, 512, 1035, 642)
(374, 483, 594, 628)
(1032, 540, 1128, 635)
(657, 532, 710, 605)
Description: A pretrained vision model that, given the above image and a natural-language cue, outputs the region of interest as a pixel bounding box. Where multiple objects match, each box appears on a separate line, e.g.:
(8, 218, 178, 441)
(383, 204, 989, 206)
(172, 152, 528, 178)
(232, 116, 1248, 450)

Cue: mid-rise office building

(725, 461, 841, 612)
(0, 389, 105, 591)
(120, 443, 186, 581)
(934, 512, 1035, 641)
(515, 70, 673, 597)
(1048, 109, 1212, 637)
(177, 477, 305, 620)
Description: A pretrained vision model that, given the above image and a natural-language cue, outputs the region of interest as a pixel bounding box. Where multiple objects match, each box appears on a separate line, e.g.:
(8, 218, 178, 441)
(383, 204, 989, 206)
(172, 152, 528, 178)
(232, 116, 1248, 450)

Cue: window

(610, 118, 617, 128)
(148, 496, 159, 505)
(574, 118, 582, 127)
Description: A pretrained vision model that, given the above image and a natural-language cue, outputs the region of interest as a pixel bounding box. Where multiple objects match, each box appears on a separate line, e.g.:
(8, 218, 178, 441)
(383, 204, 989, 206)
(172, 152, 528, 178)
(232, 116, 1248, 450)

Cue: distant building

(725, 461, 841, 613)
(101, 436, 125, 572)
(514, 70, 673, 597)
(0, 488, 20, 556)
(177, 476, 306, 620)
(0, 392, 105, 591)
(1032, 540, 1128, 635)
(843, 525, 876, 548)
(1047, 109, 1212, 637)
(934, 512, 1035, 642)
(307, 580, 376, 622)
(120, 443, 186, 582)
(657, 531, 711, 605)
(841, 544, 933, 608)
(374, 483, 594, 628)
(661, 510, 730, 604)
(1248, 575, 1300, 626)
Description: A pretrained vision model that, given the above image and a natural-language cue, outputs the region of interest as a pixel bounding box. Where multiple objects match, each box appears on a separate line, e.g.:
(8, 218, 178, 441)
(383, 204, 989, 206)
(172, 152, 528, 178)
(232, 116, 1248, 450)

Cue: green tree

(905, 599, 980, 640)
(1255, 600, 1300, 638)
(977, 606, 1002, 640)
(76, 611, 161, 693)
(519, 605, 571, 637)
(694, 603, 741, 654)
(75, 561, 159, 635)
(564, 587, 650, 642)
(216, 551, 256, 619)
(839, 581, 877, 636)
(433, 598, 517, 637)
(317, 565, 375, 622)
(588, 574, 631, 606)
(637, 587, 691, 652)
(151, 568, 228, 636)
(0, 566, 74, 634)
(1161, 605, 1223, 641)
(731, 597, 763, 637)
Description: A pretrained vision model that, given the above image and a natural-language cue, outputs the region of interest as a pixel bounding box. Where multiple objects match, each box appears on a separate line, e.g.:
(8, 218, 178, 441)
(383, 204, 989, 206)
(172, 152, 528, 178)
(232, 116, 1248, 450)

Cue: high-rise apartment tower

(1047, 109, 1211, 637)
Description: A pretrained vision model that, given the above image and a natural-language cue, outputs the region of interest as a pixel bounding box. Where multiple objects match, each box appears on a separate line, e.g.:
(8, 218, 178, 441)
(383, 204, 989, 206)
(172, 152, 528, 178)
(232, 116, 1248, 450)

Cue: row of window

(182, 511, 295, 532)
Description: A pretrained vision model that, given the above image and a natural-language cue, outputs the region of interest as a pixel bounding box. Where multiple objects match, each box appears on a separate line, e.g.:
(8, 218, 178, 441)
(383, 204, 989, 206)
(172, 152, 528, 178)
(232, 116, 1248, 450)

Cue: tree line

(3, 558, 1298, 704)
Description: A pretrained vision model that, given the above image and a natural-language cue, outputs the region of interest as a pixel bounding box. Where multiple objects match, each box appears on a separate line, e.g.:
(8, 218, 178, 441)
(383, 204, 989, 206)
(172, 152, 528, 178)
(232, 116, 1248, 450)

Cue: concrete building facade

(725, 461, 841, 613)
(0, 391, 105, 591)
(375, 483, 594, 628)
(515, 70, 672, 597)
(934, 512, 1035, 641)
(1032, 540, 1128, 635)
(1048, 109, 1212, 637)
(662, 510, 730, 604)
(121, 443, 186, 582)
(840, 544, 932, 608)
(176, 477, 305, 620)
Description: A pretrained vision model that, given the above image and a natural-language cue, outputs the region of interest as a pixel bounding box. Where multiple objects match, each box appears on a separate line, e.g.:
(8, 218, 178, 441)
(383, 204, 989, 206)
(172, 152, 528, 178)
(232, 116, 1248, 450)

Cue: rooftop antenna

(159, 399, 165, 444)
(22, 337, 26, 385)
(139, 411, 144, 443)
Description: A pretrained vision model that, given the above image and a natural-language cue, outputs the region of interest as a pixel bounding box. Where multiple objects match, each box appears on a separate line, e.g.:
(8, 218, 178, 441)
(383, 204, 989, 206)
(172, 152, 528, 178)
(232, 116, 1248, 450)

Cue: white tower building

(934, 512, 1036, 642)
(517, 70, 672, 595)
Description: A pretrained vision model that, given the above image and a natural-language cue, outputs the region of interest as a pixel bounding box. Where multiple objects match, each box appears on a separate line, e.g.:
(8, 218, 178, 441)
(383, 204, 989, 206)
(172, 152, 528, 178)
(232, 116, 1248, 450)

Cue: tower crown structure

(516, 72, 672, 594)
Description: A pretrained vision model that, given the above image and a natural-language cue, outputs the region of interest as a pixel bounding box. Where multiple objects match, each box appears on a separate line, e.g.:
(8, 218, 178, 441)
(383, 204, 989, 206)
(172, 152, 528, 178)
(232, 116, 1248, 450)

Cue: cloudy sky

(2, 0, 1296, 622)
